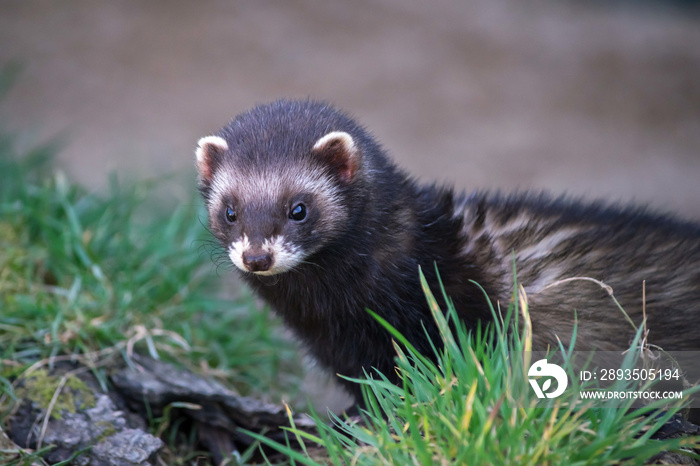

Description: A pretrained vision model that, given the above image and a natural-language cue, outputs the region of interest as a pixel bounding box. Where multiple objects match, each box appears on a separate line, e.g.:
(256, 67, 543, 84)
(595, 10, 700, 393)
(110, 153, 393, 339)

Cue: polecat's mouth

(232, 261, 295, 276)
(244, 266, 283, 276)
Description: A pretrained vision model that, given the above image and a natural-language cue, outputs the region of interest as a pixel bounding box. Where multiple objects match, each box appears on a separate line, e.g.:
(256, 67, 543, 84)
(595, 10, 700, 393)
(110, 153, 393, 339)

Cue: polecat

(195, 99, 700, 403)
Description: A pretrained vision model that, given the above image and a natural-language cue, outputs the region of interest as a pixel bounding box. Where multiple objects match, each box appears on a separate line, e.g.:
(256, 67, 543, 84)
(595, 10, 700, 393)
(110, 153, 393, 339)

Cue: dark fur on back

(197, 99, 700, 403)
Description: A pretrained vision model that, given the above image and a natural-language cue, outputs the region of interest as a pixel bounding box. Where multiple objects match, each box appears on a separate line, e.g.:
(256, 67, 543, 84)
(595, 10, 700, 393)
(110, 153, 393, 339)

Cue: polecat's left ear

(195, 135, 229, 184)
(312, 131, 361, 184)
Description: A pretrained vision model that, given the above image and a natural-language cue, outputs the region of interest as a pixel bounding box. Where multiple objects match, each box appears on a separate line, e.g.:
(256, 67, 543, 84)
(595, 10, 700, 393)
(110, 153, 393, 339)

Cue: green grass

(248, 269, 700, 465)
(0, 129, 302, 463)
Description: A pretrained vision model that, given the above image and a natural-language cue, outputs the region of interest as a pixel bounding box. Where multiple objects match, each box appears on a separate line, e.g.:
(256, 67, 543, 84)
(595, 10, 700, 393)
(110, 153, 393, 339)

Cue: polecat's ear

(195, 135, 229, 183)
(312, 131, 361, 184)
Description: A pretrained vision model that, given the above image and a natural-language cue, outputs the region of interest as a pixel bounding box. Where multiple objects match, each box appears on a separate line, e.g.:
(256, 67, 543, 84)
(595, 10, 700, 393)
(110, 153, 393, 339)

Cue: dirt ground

(2, 0, 700, 411)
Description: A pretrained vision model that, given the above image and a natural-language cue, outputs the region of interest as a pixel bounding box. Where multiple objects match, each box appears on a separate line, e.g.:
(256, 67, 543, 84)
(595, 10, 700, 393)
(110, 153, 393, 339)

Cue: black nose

(242, 251, 273, 272)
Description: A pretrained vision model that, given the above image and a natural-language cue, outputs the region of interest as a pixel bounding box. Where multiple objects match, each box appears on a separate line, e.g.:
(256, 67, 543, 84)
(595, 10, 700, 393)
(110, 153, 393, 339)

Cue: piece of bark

(111, 354, 317, 463)
(8, 364, 162, 465)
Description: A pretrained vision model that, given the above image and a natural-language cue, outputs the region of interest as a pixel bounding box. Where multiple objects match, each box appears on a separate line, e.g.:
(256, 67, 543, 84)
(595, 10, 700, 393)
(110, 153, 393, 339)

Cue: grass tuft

(249, 267, 700, 465)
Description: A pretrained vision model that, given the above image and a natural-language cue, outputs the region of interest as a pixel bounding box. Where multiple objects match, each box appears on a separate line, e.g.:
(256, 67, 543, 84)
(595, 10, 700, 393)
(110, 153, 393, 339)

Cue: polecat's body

(196, 100, 700, 402)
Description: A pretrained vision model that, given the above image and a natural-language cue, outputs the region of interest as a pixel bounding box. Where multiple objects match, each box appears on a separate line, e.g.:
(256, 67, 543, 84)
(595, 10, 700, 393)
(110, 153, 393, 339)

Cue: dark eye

(224, 206, 237, 224)
(289, 203, 307, 222)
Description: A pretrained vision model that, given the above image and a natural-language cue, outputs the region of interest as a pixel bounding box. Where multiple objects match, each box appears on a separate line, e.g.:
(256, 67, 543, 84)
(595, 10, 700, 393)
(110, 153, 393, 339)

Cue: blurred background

(1, 0, 699, 218)
(1, 0, 699, 410)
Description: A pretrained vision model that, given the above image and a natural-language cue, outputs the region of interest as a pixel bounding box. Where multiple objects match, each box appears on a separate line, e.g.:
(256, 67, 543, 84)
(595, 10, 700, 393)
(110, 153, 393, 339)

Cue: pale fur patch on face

(210, 164, 339, 209)
(228, 234, 304, 275)
(208, 162, 346, 241)
(228, 234, 250, 272)
(259, 235, 304, 275)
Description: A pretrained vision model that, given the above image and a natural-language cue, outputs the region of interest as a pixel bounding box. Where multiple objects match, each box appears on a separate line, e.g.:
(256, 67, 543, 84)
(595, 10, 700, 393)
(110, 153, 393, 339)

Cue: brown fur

(456, 193, 700, 351)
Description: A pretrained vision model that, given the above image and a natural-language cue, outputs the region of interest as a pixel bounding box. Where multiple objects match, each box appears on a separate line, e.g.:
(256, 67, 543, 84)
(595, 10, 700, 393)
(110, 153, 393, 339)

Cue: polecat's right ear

(195, 135, 229, 184)
(312, 131, 361, 184)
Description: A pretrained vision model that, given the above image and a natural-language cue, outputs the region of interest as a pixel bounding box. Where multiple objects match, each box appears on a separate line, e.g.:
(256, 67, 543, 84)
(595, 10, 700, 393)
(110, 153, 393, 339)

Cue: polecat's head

(195, 100, 370, 275)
